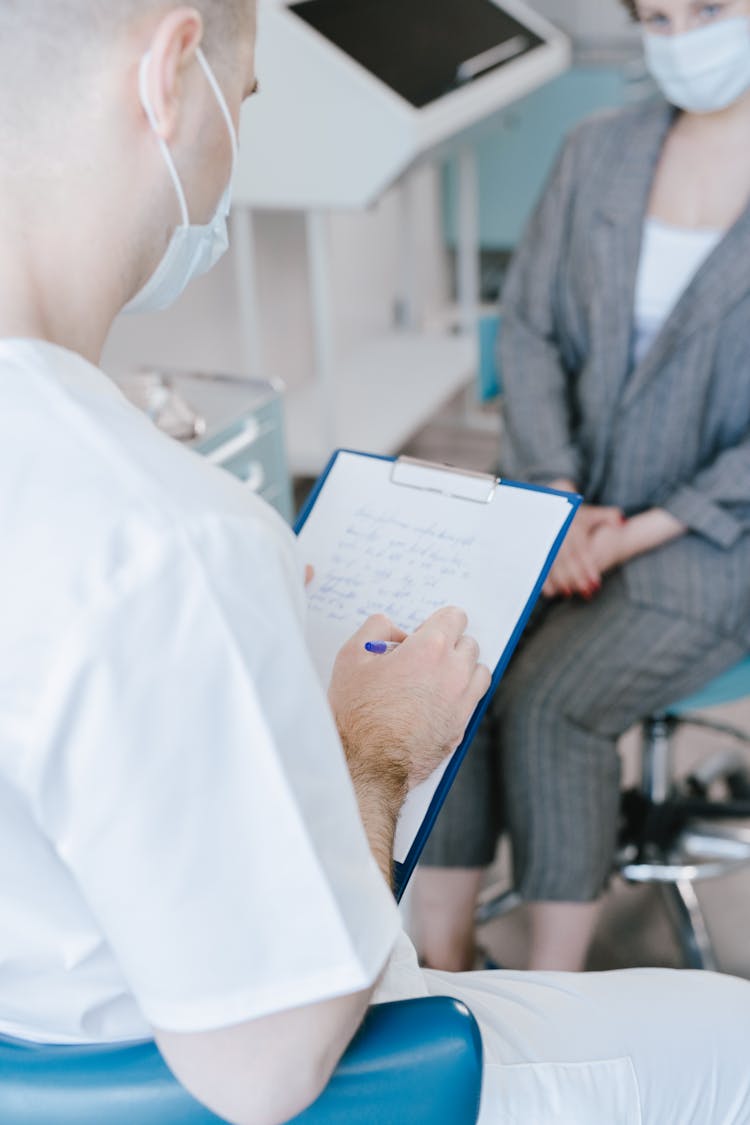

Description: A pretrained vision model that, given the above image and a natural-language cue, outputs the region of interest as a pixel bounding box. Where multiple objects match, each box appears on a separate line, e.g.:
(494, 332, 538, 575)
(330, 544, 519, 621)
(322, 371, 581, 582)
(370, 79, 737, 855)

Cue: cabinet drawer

(199, 413, 293, 522)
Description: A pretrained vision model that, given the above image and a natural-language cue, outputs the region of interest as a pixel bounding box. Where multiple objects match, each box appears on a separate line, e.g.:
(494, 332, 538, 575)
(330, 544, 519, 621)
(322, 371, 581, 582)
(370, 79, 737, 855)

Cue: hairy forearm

(337, 730, 407, 889)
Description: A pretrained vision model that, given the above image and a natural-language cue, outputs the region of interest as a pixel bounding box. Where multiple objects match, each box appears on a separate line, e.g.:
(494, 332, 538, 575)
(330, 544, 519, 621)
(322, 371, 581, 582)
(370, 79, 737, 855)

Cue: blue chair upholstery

(0, 997, 483, 1125)
(667, 655, 750, 716)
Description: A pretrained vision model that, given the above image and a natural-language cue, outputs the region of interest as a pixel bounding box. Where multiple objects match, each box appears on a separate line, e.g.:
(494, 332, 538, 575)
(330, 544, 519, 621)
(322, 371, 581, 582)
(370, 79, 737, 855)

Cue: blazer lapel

(585, 101, 676, 494)
(621, 198, 750, 409)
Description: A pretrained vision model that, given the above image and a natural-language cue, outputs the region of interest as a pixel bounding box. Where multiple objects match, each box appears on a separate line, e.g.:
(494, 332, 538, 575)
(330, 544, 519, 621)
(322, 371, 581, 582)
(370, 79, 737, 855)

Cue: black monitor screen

(289, 0, 545, 109)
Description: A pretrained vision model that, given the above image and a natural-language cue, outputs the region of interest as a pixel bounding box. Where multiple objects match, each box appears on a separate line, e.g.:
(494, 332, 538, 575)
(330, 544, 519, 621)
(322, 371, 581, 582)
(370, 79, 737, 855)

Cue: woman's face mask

(124, 48, 238, 316)
(643, 15, 750, 113)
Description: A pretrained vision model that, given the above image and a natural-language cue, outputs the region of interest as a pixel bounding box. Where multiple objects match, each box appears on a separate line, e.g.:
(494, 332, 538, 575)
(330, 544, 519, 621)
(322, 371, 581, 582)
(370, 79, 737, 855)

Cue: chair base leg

(475, 887, 521, 927)
(477, 881, 720, 971)
(659, 879, 718, 972)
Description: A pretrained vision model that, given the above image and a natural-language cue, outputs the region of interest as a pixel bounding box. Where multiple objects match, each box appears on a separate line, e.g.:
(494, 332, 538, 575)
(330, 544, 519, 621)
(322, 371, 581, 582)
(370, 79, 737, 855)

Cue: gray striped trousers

(421, 572, 746, 901)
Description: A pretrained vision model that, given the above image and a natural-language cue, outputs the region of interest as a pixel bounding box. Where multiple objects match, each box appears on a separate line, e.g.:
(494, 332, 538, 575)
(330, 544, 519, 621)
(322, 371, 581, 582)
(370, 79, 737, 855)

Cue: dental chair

(0, 996, 483, 1125)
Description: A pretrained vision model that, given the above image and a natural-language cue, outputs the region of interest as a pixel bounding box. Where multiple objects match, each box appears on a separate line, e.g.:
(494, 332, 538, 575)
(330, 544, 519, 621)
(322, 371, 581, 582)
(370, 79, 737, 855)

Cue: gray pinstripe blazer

(499, 98, 750, 646)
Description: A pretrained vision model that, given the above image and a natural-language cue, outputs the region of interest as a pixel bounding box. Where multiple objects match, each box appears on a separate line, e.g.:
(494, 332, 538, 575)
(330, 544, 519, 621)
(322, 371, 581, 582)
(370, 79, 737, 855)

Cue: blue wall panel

(443, 67, 628, 250)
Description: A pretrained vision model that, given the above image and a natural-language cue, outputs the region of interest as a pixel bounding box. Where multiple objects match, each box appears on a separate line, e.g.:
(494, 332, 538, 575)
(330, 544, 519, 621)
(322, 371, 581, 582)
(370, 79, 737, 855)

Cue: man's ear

(139, 6, 204, 141)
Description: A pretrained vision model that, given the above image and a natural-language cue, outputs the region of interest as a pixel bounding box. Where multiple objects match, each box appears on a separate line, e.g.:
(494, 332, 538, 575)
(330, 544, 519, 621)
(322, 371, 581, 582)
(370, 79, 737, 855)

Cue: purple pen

(364, 641, 401, 655)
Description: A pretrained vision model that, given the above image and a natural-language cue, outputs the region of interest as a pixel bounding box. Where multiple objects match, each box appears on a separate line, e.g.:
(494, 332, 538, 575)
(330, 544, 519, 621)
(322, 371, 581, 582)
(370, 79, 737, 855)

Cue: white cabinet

(230, 0, 571, 475)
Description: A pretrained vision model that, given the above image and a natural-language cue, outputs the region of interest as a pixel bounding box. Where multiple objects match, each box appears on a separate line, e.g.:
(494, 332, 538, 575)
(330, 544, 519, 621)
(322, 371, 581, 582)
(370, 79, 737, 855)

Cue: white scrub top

(0, 339, 399, 1044)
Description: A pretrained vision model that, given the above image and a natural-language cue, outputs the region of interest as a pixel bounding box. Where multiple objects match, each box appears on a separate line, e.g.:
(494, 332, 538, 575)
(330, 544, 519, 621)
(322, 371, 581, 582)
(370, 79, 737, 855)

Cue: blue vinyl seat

(667, 655, 750, 716)
(0, 996, 483, 1125)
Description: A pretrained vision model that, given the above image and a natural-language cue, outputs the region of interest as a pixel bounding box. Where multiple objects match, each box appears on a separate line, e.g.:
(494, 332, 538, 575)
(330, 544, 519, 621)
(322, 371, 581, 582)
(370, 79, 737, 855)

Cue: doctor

(0, 2, 749, 1124)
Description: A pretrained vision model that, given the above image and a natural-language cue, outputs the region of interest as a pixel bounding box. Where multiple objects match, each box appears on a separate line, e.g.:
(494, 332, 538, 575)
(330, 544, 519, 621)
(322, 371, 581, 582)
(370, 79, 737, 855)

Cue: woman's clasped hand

(541, 481, 627, 600)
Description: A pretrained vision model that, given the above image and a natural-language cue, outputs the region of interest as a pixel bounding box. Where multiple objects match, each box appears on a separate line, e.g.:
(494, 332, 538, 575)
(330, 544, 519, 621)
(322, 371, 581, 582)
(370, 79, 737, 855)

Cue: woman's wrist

(548, 477, 578, 494)
(619, 508, 686, 562)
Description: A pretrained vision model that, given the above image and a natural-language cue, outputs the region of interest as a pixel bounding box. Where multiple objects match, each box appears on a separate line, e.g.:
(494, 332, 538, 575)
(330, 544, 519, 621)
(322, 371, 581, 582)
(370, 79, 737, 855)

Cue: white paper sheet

(298, 452, 574, 864)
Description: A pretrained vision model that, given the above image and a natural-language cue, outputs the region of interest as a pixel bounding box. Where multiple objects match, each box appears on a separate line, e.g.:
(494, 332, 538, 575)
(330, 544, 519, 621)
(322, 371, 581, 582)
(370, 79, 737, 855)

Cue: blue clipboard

(296, 449, 581, 902)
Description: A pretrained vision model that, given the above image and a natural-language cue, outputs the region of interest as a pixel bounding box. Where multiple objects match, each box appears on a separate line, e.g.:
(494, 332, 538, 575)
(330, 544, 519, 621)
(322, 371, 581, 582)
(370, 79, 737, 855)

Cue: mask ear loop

(138, 51, 190, 228)
(195, 48, 239, 166)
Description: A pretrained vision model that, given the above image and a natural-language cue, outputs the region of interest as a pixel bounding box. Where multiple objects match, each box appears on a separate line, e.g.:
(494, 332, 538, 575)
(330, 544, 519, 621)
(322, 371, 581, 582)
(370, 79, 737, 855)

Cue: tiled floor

(292, 397, 503, 515)
(400, 406, 503, 477)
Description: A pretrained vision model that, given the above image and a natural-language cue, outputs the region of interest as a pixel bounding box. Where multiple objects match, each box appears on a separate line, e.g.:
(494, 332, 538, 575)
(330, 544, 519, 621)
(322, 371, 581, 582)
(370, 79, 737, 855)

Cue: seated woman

(416, 0, 750, 973)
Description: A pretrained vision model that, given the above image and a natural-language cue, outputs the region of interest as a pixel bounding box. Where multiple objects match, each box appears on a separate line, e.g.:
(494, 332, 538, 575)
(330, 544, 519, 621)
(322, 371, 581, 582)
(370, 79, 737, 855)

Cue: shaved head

(0, 0, 255, 146)
(0, 1, 251, 48)
(0, 1, 254, 99)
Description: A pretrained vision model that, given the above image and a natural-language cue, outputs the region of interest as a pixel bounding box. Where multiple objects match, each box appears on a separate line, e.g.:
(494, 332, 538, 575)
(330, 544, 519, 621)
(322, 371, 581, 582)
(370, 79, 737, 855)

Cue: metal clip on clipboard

(390, 455, 499, 505)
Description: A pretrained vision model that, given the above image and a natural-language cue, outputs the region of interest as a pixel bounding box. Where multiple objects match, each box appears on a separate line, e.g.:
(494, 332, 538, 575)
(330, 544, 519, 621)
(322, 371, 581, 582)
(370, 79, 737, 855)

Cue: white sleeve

(32, 513, 400, 1032)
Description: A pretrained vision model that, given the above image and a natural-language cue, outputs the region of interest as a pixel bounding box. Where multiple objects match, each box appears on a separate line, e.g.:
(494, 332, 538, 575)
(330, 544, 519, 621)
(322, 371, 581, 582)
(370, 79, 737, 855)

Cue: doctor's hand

(329, 607, 491, 798)
(329, 608, 490, 882)
(542, 503, 624, 600)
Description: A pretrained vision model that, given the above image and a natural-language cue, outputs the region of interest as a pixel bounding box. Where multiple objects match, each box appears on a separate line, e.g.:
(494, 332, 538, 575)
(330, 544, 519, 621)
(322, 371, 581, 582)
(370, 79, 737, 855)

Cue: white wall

(103, 163, 450, 395)
(529, 0, 636, 40)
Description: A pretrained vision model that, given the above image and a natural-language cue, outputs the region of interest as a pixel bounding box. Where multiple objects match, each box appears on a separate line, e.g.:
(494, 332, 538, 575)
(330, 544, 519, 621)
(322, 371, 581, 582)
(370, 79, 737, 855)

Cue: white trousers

(376, 931, 750, 1125)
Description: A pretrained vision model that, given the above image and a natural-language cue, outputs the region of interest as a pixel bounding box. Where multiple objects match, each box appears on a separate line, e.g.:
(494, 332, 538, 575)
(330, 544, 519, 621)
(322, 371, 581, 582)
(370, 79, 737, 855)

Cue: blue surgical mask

(124, 48, 238, 315)
(643, 17, 750, 114)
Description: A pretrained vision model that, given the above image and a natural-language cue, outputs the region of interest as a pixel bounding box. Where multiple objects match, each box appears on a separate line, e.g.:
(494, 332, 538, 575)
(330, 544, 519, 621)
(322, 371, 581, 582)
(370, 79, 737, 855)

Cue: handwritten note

(308, 505, 475, 632)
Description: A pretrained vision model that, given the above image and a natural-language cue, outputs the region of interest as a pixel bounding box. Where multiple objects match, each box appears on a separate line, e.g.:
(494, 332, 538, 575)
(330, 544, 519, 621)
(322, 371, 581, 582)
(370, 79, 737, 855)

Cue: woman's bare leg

(527, 900, 602, 971)
(413, 867, 484, 971)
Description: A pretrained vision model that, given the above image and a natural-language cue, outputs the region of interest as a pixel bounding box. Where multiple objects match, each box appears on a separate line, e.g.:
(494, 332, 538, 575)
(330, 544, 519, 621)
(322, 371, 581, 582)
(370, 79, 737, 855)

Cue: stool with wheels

(617, 655, 750, 970)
